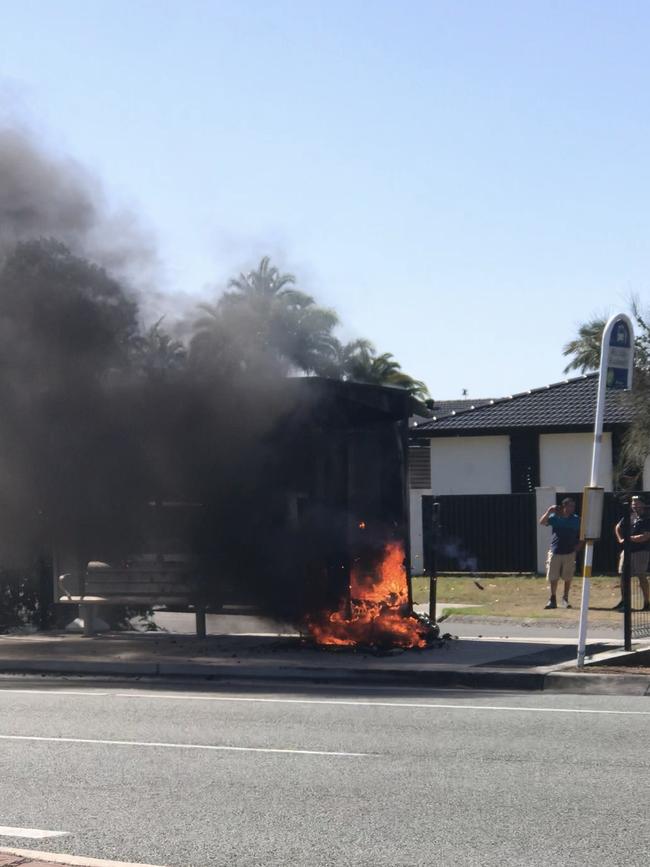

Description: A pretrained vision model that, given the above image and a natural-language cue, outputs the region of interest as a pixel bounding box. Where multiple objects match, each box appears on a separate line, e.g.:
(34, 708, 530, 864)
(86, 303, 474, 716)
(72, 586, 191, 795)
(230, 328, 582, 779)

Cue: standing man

(613, 495, 650, 612)
(539, 497, 581, 609)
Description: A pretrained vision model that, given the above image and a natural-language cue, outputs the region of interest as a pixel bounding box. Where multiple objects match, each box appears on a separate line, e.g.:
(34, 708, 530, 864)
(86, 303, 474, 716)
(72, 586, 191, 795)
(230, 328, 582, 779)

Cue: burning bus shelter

(54, 377, 436, 648)
(265, 377, 434, 647)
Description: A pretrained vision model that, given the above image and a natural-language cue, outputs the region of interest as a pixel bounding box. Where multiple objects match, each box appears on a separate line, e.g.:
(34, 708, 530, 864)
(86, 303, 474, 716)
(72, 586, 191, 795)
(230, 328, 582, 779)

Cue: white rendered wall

(539, 432, 613, 491)
(429, 436, 511, 495)
(409, 488, 431, 575)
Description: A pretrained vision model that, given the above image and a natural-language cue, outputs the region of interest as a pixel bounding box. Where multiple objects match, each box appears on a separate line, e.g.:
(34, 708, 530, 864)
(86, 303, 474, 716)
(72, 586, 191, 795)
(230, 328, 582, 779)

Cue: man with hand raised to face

(539, 497, 581, 610)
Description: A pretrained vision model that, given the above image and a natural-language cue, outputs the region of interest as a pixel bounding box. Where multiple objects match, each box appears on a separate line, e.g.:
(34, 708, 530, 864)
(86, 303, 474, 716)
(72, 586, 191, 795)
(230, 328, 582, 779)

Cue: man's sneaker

(612, 600, 624, 611)
(561, 598, 572, 609)
(544, 598, 557, 610)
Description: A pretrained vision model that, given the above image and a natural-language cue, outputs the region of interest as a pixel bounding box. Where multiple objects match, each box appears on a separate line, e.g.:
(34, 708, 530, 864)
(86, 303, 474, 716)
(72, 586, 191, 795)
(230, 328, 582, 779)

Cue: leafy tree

(629, 300, 650, 376)
(0, 238, 139, 379)
(0, 239, 149, 566)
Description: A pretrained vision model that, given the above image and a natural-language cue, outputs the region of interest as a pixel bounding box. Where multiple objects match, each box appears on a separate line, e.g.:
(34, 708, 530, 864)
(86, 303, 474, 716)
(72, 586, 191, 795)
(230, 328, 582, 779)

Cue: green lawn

(411, 574, 625, 623)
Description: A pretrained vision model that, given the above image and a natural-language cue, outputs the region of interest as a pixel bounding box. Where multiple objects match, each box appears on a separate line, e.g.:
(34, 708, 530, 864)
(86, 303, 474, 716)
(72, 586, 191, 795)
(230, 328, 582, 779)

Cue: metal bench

(57, 557, 208, 637)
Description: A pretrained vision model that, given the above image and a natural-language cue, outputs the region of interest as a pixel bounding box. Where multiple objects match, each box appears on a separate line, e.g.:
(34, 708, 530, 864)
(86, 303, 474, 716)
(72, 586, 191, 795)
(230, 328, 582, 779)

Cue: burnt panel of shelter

(259, 381, 411, 621)
(215, 380, 408, 620)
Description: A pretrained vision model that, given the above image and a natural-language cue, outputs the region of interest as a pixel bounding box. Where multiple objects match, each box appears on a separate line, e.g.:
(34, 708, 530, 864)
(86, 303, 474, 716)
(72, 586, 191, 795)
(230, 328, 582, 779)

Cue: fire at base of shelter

(306, 541, 433, 648)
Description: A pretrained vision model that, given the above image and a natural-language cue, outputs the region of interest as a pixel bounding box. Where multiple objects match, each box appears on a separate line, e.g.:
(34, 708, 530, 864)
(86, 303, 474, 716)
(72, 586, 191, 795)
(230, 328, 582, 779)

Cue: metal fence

(422, 494, 537, 574)
(629, 574, 650, 639)
(421, 491, 650, 639)
(615, 498, 650, 642)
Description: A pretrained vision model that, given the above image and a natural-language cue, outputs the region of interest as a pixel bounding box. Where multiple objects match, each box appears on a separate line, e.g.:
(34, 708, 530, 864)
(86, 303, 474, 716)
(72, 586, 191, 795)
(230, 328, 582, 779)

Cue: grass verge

(411, 574, 626, 623)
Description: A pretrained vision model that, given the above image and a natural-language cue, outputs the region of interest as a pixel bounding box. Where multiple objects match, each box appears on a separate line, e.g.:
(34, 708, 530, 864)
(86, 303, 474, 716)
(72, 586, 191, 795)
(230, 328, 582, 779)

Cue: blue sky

(2, 0, 649, 399)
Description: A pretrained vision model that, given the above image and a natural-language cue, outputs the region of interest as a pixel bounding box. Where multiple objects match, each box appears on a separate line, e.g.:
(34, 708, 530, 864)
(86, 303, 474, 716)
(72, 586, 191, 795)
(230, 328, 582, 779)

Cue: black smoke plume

(0, 127, 157, 285)
(0, 128, 410, 626)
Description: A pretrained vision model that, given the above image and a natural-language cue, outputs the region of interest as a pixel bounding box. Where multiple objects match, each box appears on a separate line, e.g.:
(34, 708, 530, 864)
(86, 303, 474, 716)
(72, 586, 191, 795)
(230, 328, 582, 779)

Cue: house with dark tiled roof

(407, 373, 639, 572)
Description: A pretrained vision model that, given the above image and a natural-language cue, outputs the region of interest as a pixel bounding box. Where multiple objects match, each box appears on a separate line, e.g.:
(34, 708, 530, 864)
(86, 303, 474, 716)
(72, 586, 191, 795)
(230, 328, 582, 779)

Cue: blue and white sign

(606, 317, 633, 390)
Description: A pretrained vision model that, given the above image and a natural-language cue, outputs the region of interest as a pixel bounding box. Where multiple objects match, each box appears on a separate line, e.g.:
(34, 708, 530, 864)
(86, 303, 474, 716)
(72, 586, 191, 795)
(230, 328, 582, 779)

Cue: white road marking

(1, 687, 649, 716)
(115, 693, 650, 715)
(0, 689, 110, 696)
(0, 847, 167, 867)
(0, 825, 69, 839)
(0, 733, 371, 757)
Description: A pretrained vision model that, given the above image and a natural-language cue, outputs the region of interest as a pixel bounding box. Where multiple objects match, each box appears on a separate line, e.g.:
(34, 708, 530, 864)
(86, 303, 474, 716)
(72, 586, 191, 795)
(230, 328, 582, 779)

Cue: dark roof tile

(414, 374, 633, 433)
(428, 398, 494, 419)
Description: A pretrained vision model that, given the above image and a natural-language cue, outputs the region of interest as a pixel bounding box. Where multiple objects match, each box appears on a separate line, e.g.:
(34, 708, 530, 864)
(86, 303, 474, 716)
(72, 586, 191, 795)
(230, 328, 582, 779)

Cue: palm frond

(562, 319, 605, 374)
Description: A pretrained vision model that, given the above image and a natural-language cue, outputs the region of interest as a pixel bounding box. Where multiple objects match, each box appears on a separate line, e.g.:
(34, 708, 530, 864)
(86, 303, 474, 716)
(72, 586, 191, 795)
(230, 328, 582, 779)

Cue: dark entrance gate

(422, 494, 537, 573)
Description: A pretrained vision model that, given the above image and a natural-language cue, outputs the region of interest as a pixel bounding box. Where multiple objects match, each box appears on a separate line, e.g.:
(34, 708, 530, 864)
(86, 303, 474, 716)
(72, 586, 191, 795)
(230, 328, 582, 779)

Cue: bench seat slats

(84, 567, 197, 597)
(86, 581, 196, 592)
(86, 569, 194, 575)
(58, 595, 197, 605)
(86, 576, 196, 583)
(57, 563, 209, 638)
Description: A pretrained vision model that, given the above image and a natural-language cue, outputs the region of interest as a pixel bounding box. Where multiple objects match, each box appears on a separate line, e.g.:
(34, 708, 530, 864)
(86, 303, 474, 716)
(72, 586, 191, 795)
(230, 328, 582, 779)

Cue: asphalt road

(0, 680, 649, 867)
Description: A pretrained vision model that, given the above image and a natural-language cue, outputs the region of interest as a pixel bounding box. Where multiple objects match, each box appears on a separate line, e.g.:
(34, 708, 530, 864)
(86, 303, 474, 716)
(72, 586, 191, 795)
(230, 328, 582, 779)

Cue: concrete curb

(0, 657, 544, 690)
(0, 660, 159, 676)
(3, 656, 649, 694)
(544, 671, 650, 695)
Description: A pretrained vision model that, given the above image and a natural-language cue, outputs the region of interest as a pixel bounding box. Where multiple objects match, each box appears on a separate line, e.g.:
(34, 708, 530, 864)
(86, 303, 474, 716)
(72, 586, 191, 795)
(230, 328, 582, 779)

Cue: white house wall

(428, 436, 511, 495)
(409, 488, 431, 575)
(539, 432, 613, 491)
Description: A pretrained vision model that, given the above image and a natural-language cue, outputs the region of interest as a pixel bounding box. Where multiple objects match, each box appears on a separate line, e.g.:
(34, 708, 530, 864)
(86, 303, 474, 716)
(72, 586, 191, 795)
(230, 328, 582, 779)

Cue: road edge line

(0, 846, 168, 867)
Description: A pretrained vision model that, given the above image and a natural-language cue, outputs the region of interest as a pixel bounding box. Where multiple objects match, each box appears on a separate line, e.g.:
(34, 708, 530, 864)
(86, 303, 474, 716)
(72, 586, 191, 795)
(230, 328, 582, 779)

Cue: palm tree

(192, 257, 340, 377)
(222, 256, 314, 312)
(272, 302, 341, 375)
(562, 318, 606, 374)
(340, 339, 430, 400)
(332, 338, 374, 375)
(132, 319, 186, 379)
(190, 301, 265, 377)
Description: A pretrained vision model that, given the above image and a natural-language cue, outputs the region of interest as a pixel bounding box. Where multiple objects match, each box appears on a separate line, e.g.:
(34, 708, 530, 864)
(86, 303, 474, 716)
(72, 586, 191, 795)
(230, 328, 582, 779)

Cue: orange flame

(306, 541, 428, 648)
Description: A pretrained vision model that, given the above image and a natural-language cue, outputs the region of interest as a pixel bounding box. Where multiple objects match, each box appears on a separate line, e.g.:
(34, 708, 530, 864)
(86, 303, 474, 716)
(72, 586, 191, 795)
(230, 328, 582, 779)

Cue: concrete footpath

(1, 611, 649, 695)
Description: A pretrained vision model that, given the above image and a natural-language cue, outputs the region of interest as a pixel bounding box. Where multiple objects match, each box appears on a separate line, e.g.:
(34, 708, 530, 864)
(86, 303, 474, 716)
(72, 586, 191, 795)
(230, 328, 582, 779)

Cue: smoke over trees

(0, 128, 157, 285)
(0, 126, 428, 613)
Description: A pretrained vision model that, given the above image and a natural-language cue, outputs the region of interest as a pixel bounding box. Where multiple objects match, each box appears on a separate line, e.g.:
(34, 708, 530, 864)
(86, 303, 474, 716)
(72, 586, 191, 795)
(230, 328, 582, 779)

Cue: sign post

(576, 313, 634, 667)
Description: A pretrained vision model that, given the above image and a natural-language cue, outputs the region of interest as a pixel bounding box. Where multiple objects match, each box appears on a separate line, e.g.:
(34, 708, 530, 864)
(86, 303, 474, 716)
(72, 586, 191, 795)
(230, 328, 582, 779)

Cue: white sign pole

(576, 313, 634, 667)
